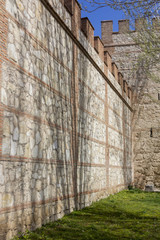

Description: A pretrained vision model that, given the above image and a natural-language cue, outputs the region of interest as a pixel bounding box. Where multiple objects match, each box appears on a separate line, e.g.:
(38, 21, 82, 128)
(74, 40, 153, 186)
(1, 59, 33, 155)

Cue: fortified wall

(0, 0, 133, 239)
(102, 20, 160, 190)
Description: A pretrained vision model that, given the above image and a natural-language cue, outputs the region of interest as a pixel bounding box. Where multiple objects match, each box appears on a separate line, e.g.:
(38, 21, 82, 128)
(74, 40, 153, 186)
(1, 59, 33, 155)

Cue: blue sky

(79, 1, 125, 37)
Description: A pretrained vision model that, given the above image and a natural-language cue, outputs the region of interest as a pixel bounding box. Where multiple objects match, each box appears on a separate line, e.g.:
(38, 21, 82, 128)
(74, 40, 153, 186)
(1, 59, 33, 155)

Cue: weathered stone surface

(102, 22, 160, 190)
(13, 127, 19, 141)
(1, 88, 8, 105)
(0, 165, 4, 185)
(78, 51, 105, 100)
(0, 0, 133, 239)
(10, 138, 17, 156)
(78, 110, 106, 142)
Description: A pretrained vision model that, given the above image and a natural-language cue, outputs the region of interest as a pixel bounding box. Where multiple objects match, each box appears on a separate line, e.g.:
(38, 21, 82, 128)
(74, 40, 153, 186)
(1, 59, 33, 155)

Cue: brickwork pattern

(0, 1, 132, 239)
(102, 19, 160, 190)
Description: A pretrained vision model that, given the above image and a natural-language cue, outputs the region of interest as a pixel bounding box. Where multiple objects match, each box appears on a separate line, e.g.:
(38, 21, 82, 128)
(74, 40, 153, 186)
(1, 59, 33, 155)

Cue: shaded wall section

(102, 19, 160, 190)
(0, 1, 132, 239)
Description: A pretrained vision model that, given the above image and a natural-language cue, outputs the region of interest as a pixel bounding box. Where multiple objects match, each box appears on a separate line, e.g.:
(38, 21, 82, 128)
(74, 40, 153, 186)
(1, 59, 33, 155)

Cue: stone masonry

(102, 19, 160, 190)
(0, 0, 132, 239)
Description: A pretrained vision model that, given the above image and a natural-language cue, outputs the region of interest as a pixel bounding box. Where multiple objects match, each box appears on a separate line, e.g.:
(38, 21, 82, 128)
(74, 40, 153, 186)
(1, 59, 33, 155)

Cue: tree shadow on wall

(130, 53, 160, 189)
(2, 2, 101, 239)
(112, 102, 128, 189)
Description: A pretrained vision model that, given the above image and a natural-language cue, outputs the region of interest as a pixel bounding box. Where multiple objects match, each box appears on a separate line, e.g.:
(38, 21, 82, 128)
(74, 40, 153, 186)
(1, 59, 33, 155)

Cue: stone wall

(0, 1, 132, 239)
(102, 19, 160, 190)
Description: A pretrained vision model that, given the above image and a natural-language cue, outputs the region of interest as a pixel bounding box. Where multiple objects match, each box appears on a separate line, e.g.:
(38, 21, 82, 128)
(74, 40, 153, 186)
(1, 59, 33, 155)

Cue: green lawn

(13, 189, 160, 240)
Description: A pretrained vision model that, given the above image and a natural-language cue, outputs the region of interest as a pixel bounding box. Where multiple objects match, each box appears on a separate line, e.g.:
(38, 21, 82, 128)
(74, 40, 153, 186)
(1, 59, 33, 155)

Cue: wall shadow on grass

(1, 0, 103, 239)
(14, 190, 160, 240)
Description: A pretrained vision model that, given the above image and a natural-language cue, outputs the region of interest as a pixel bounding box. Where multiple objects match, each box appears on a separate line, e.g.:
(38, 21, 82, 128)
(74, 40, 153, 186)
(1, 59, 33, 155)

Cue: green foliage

(12, 190, 160, 240)
(80, 0, 160, 82)
(80, 0, 160, 20)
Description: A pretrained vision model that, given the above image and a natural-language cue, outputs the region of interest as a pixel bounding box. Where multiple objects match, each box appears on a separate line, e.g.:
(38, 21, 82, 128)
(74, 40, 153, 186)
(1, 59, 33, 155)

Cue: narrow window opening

(158, 93, 160, 100)
(150, 128, 153, 137)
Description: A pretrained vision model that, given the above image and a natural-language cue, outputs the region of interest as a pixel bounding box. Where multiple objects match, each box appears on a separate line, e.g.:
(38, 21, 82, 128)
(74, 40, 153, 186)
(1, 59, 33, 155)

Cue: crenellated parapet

(112, 62, 118, 81)
(81, 17, 94, 47)
(61, 0, 133, 100)
(94, 36, 104, 62)
(0, 1, 134, 238)
(118, 20, 129, 33)
(64, 0, 81, 37)
(101, 18, 159, 46)
(101, 20, 113, 44)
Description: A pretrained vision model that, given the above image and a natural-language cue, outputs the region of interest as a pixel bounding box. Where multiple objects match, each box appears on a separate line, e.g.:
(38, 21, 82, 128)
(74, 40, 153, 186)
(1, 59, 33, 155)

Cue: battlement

(81, 17, 95, 47)
(62, 0, 133, 99)
(0, 1, 134, 238)
(102, 18, 160, 37)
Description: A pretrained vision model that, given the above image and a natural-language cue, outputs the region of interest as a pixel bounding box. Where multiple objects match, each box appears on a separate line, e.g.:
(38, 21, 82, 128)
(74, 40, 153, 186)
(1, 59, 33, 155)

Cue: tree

(80, 0, 160, 19)
(80, 0, 160, 79)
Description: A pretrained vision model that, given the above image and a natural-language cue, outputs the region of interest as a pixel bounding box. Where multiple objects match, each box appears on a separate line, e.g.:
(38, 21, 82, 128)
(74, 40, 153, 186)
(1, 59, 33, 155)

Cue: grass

(13, 189, 160, 240)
